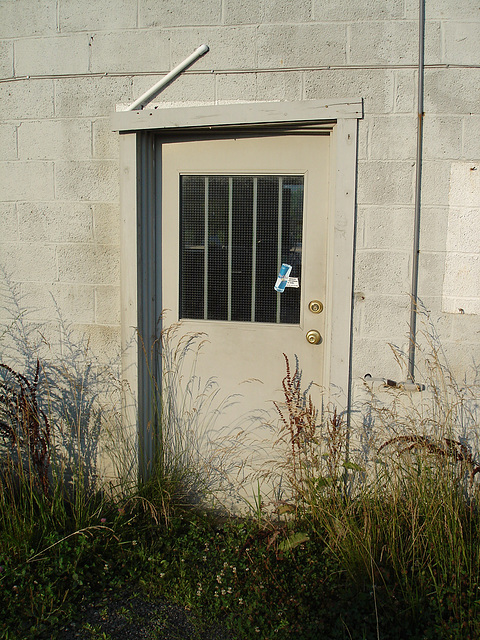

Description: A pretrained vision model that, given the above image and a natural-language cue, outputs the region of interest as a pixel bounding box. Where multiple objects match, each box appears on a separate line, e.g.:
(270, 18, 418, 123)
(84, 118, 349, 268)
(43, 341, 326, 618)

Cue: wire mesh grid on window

(180, 175, 303, 324)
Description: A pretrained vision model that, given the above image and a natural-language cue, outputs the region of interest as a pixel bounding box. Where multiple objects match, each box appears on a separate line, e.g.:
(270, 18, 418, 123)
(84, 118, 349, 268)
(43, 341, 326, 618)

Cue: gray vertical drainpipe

(408, 0, 426, 381)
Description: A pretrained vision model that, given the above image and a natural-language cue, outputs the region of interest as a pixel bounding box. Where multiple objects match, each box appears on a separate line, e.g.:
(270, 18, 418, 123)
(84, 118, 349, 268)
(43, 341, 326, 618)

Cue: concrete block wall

(0, 0, 479, 394)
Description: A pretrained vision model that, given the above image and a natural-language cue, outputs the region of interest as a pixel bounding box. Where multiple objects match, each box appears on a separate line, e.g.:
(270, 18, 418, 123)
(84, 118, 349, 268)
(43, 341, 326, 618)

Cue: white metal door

(161, 134, 329, 441)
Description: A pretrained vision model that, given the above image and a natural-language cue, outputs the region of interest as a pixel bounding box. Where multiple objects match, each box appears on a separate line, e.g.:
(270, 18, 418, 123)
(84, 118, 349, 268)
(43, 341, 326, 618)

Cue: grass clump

(1, 311, 480, 639)
(268, 345, 480, 640)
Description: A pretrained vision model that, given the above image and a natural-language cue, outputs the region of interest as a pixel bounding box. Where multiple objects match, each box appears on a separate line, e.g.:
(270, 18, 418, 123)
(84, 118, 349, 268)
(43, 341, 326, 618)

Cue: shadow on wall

(0, 267, 131, 494)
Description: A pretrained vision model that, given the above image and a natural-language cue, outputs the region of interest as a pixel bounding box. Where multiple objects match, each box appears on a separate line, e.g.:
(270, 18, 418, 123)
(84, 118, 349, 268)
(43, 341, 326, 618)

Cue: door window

(179, 175, 304, 324)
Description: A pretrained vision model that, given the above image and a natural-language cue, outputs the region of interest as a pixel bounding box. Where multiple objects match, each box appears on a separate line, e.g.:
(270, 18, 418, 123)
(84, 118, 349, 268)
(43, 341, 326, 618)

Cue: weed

(1, 276, 480, 640)
(0, 359, 51, 494)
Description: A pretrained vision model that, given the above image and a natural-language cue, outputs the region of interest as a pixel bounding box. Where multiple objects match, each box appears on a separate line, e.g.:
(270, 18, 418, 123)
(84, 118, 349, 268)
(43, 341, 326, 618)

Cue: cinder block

(0, 0, 56, 38)
(425, 69, 480, 115)
(169, 27, 257, 71)
(89, 31, 170, 74)
(418, 206, 449, 252)
(369, 115, 417, 160)
(417, 251, 447, 298)
(0, 161, 54, 201)
(421, 160, 452, 206)
(18, 119, 91, 160)
(450, 313, 480, 344)
(255, 72, 303, 101)
(55, 161, 119, 202)
(439, 342, 480, 382)
(223, 0, 263, 24)
(462, 115, 480, 160)
(54, 77, 132, 118)
(360, 205, 414, 250)
(20, 282, 95, 323)
(69, 323, 121, 364)
(394, 70, 416, 114)
(15, 34, 90, 76)
(349, 21, 441, 66)
(59, 0, 137, 32)
(257, 24, 346, 68)
(357, 160, 414, 206)
(0, 41, 13, 78)
(92, 119, 119, 160)
(444, 23, 480, 66)
(0, 319, 64, 363)
(359, 294, 410, 339)
(95, 285, 120, 324)
(442, 260, 480, 316)
(216, 74, 256, 102)
(354, 249, 410, 294)
(18, 201, 94, 243)
(304, 69, 394, 114)
(0, 243, 57, 282)
(262, 0, 312, 22)
(0, 124, 17, 160)
(223, 0, 357, 26)
(57, 244, 120, 285)
(412, 304, 452, 341)
(0, 79, 54, 120)
(0, 202, 18, 241)
(423, 115, 462, 160)
(449, 162, 480, 208)
(139, 0, 221, 27)
(425, 0, 480, 19)
(92, 203, 120, 244)
(132, 73, 215, 106)
(355, 204, 367, 248)
(313, 0, 403, 21)
(351, 336, 407, 381)
(357, 119, 368, 161)
(443, 252, 480, 294)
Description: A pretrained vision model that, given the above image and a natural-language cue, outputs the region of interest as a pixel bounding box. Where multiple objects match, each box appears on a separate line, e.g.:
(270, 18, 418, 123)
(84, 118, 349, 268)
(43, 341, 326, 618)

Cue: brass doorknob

(306, 330, 322, 345)
(308, 300, 323, 314)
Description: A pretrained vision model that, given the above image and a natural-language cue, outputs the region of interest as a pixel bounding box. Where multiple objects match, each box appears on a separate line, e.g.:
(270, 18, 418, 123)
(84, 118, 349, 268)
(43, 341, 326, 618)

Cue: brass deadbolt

(308, 300, 323, 314)
(306, 329, 322, 345)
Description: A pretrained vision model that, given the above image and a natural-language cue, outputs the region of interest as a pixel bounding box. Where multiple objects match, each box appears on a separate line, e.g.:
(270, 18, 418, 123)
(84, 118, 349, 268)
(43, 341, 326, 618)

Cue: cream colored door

(161, 134, 329, 443)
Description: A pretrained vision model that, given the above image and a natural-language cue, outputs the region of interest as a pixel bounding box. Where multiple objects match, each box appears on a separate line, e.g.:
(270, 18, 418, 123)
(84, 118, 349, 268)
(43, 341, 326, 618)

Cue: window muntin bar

(251, 177, 257, 323)
(203, 177, 209, 320)
(276, 177, 283, 325)
(227, 177, 233, 322)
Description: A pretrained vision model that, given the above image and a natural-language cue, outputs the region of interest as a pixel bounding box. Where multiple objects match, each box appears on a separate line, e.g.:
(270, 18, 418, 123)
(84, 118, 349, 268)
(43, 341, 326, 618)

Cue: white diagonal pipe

(126, 44, 209, 111)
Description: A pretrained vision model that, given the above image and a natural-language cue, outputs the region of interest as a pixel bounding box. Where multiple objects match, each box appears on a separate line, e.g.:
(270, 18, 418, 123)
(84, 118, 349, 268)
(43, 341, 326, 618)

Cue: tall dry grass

(273, 333, 480, 635)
